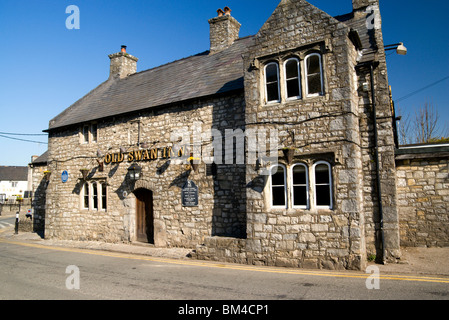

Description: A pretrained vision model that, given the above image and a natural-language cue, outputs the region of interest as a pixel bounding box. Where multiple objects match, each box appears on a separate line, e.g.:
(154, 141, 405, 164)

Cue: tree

(397, 101, 447, 145)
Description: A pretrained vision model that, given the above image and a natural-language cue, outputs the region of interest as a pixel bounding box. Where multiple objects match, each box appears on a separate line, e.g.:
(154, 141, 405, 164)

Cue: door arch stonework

(131, 180, 167, 247)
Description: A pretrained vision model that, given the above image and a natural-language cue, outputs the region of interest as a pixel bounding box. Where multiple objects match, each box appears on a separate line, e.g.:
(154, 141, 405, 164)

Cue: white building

(0, 166, 28, 202)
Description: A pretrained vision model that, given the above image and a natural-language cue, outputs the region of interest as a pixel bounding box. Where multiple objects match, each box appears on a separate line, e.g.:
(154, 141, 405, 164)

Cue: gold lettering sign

(103, 146, 187, 165)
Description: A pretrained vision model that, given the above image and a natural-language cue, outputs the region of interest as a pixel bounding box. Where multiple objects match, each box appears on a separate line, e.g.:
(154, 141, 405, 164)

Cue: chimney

(108, 45, 139, 79)
(208, 7, 241, 55)
(352, 0, 378, 16)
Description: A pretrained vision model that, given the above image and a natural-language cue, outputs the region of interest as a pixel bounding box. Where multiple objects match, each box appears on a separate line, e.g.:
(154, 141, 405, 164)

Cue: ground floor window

(269, 161, 333, 210)
(82, 181, 107, 211)
(270, 165, 287, 207)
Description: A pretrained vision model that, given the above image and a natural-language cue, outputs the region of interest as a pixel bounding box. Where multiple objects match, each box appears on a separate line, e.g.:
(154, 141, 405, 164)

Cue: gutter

(369, 62, 386, 265)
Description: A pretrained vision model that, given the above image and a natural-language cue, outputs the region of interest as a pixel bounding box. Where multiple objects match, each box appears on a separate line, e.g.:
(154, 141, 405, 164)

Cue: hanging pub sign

(181, 180, 198, 207)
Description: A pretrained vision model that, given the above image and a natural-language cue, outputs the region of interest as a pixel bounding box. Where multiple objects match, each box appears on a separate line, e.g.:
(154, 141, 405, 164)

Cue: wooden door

(135, 189, 154, 243)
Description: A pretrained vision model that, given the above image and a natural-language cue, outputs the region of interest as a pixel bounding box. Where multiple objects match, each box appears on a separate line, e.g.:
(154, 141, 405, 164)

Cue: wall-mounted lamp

(188, 153, 200, 172)
(44, 170, 51, 182)
(80, 168, 90, 180)
(384, 42, 407, 55)
(128, 163, 142, 181)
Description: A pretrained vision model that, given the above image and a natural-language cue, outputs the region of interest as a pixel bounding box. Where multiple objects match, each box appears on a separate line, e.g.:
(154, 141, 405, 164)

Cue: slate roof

(31, 151, 48, 165)
(47, 36, 255, 132)
(46, 10, 378, 132)
(0, 166, 28, 181)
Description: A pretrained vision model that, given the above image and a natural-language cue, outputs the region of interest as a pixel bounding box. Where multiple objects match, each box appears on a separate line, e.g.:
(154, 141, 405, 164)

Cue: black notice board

(181, 180, 198, 207)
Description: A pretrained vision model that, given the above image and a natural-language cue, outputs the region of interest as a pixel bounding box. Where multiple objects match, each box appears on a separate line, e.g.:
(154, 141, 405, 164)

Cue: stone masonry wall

(396, 157, 449, 247)
(240, 0, 366, 270)
(45, 92, 247, 247)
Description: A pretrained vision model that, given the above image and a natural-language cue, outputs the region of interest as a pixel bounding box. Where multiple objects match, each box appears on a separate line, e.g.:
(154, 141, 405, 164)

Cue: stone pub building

(39, 0, 449, 270)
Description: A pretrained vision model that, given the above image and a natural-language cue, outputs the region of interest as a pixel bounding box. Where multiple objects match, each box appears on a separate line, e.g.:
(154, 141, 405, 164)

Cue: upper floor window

(305, 53, 324, 97)
(81, 123, 98, 144)
(264, 62, 280, 103)
(82, 125, 89, 144)
(91, 123, 98, 143)
(284, 58, 301, 100)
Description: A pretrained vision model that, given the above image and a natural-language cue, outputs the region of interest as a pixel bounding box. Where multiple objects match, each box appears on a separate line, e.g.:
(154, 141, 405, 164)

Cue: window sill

(263, 94, 327, 108)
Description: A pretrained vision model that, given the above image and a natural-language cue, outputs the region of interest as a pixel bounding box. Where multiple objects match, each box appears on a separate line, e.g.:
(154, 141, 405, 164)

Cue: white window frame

(91, 123, 98, 143)
(82, 125, 90, 144)
(304, 53, 324, 97)
(82, 182, 89, 210)
(291, 163, 309, 209)
(264, 62, 281, 104)
(283, 58, 302, 100)
(81, 181, 107, 211)
(80, 123, 98, 144)
(312, 161, 333, 210)
(269, 164, 287, 209)
(101, 182, 107, 211)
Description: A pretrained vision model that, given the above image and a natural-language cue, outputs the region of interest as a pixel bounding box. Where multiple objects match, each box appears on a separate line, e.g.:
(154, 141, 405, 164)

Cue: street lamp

(384, 42, 407, 55)
(128, 163, 142, 181)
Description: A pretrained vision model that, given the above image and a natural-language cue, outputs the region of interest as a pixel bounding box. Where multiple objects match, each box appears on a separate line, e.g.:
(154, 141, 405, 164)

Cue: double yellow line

(1, 238, 449, 284)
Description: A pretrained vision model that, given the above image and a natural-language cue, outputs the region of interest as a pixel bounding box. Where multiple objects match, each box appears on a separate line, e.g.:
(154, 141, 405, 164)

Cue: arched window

(292, 163, 309, 208)
(284, 58, 301, 99)
(313, 161, 333, 209)
(83, 183, 89, 209)
(270, 164, 286, 208)
(305, 53, 324, 97)
(265, 62, 280, 103)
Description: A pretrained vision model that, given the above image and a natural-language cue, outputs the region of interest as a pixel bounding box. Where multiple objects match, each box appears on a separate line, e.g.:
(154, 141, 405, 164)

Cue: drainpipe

(369, 63, 386, 264)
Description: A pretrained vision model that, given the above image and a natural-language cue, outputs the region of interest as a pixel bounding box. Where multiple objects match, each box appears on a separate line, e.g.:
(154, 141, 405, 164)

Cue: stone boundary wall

(396, 157, 449, 247)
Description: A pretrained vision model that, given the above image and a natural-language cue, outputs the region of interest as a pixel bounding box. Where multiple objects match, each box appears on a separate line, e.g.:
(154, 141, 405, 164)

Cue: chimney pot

(208, 7, 240, 54)
(121, 45, 127, 53)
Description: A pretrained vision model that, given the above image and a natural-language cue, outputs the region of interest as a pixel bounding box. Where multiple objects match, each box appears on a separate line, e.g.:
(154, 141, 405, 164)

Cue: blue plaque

(61, 170, 69, 183)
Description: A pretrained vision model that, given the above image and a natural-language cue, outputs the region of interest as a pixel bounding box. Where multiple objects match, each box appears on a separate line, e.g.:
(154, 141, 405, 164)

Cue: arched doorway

(134, 188, 154, 244)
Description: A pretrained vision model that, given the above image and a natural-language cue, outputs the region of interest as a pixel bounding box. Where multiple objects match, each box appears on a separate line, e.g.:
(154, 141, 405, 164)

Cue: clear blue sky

(0, 0, 448, 166)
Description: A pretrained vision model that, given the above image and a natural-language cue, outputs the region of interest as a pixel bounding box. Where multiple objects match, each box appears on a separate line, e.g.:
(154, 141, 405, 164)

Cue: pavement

(1, 212, 449, 277)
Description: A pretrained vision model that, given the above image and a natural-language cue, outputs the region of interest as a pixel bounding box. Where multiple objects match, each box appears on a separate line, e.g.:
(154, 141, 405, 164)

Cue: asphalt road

(1, 239, 448, 304)
(0, 216, 15, 230)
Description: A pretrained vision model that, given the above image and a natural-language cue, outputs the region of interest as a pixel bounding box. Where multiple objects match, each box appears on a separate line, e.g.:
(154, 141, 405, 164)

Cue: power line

(0, 131, 47, 136)
(396, 75, 449, 103)
(0, 134, 48, 145)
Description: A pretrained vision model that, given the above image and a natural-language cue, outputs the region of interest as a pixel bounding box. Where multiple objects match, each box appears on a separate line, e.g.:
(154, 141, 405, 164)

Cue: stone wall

(45, 92, 247, 246)
(396, 157, 449, 247)
(242, 0, 367, 270)
(29, 164, 48, 232)
(194, 0, 400, 270)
